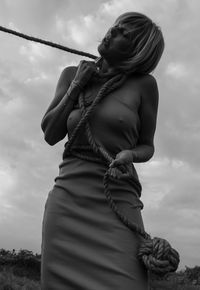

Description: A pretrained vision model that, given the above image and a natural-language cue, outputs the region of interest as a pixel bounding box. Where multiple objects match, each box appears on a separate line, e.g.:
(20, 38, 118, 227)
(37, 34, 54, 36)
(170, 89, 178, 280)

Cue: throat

(82, 82, 102, 106)
(100, 58, 117, 75)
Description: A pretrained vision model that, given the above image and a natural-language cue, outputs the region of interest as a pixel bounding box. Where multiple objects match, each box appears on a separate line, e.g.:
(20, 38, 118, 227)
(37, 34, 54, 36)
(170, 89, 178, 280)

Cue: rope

(0, 25, 97, 60)
(63, 74, 180, 276)
(0, 23, 180, 275)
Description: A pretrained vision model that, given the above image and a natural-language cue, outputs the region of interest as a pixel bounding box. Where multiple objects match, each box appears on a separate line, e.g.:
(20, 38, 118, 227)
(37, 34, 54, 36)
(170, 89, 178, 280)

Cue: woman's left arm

(110, 75, 159, 170)
(130, 74, 159, 162)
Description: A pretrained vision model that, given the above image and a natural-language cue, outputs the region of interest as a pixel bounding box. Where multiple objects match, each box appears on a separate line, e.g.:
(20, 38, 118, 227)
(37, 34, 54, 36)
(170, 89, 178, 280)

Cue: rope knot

(138, 237, 180, 275)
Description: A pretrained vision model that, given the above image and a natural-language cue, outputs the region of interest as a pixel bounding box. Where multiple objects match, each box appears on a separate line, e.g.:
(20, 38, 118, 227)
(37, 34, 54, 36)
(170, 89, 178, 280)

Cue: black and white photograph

(0, 0, 199, 289)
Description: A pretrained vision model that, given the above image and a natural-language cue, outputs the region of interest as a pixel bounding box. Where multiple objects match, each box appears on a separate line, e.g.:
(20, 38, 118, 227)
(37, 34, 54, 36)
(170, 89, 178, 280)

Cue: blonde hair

(113, 12, 165, 75)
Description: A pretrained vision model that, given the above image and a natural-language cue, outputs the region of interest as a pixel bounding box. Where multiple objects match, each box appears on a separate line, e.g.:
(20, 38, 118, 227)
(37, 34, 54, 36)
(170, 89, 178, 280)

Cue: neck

(97, 57, 120, 77)
(101, 58, 113, 73)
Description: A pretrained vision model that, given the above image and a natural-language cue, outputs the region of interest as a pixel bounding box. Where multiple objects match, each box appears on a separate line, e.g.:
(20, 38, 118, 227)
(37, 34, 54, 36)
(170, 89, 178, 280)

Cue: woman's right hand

(73, 60, 98, 88)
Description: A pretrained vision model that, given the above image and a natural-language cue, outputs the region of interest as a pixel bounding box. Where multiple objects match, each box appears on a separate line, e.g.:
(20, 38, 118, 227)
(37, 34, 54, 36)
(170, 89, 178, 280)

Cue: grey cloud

(2, 0, 68, 35)
(159, 178, 200, 210)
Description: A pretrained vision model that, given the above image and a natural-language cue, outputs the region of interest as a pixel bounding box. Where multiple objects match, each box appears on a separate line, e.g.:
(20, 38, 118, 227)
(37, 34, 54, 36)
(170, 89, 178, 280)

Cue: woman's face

(98, 22, 134, 66)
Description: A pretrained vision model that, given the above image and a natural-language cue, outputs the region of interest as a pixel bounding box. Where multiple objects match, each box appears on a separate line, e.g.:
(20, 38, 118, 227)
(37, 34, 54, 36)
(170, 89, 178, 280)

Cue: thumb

(109, 158, 122, 167)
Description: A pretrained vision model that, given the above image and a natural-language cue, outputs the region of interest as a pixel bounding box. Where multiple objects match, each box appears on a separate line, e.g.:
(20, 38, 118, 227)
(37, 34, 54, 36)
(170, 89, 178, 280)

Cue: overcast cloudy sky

(0, 0, 199, 270)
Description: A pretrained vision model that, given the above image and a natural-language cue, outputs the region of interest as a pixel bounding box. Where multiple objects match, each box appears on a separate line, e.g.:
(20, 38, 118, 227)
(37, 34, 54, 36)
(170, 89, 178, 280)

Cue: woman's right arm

(41, 66, 80, 146)
(41, 60, 98, 146)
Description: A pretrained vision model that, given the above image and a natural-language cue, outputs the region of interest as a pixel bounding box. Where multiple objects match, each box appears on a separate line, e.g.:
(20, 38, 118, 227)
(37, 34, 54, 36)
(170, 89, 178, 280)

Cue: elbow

(145, 145, 155, 161)
(42, 129, 57, 146)
(41, 116, 48, 134)
(43, 129, 67, 146)
(41, 116, 67, 146)
(41, 118, 58, 146)
(44, 135, 56, 146)
(41, 121, 55, 146)
(138, 144, 154, 163)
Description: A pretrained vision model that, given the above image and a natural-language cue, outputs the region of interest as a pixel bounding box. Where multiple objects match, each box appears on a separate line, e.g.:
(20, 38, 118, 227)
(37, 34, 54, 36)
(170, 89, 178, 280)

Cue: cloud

(55, 14, 103, 55)
(8, 22, 20, 31)
(100, 0, 147, 17)
(19, 42, 52, 63)
(3, 0, 68, 34)
(165, 62, 188, 79)
(0, 164, 16, 197)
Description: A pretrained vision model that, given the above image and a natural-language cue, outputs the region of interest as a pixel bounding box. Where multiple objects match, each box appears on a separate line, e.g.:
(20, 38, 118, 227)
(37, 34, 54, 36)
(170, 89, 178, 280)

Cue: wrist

(131, 149, 138, 162)
(72, 80, 84, 91)
(66, 80, 82, 102)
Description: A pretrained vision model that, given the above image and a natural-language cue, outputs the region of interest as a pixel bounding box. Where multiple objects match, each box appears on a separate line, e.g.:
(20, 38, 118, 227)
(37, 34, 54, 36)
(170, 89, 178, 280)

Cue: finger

(83, 60, 95, 65)
(121, 172, 130, 178)
(87, 64, 98, 72)
(109, 160, 115, 167)
(116, 168, 123, 178)
(79, 60, 86, 66)
(112, 159, 123, 167)
(108, 168, 114, 178)
(80, 60, 94, 67)
(112, 168, 117, 178)
(114, 168, 121, 179)
(82, 66, 97, 75)
(109, 168, 117, 178)
(115, 171, 120, 179)
(116, 173, 121, 179)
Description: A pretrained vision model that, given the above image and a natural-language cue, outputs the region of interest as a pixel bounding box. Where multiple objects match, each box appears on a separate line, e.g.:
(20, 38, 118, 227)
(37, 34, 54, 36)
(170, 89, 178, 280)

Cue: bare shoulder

(125, 74, 158, 109)
(127, 73, 158, 91)
(139, 74, 159, 105)
(59, 66, 78, 84)
(55, 66, 78, 98)
(139, 74, 158, 91)
(42, 66, 78, 117)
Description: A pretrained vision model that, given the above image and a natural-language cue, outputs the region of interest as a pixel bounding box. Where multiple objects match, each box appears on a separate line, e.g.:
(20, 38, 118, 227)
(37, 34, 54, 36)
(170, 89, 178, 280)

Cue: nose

(110, 25, 118, 36)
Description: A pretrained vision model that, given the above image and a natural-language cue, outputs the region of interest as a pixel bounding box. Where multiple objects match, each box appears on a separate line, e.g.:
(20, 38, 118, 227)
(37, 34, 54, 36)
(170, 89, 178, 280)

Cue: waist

(63, 143, 106, 163)
(63, 143, 141, 189)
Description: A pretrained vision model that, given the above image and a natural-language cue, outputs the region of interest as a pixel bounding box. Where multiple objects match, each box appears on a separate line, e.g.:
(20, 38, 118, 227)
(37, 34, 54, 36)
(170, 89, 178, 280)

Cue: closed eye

(109, 25, 132, 42)
(119, 27, 132, 40)
(123, 31, 130, 38)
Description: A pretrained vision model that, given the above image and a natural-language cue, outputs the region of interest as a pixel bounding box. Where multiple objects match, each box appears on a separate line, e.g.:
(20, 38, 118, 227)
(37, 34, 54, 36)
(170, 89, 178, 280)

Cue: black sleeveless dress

(41, 77, 149, 289)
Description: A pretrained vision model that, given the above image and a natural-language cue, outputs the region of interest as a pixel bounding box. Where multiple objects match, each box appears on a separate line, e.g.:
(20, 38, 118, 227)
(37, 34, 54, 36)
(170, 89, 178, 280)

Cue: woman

(41, 12, 164, 290)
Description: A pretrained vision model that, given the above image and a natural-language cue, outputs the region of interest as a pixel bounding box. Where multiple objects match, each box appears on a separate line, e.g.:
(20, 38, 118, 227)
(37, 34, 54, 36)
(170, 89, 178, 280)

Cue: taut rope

(0, 25, 180, 275)
(0, 25, 97, 60)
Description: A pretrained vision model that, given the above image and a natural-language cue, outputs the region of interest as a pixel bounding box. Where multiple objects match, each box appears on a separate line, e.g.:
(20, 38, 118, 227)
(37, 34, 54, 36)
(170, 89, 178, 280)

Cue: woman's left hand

(108, 150, 133, 179)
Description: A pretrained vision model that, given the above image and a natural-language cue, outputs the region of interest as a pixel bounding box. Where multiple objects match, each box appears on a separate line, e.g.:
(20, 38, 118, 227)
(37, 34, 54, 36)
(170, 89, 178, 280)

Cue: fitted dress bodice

(65, 79, 141, 158)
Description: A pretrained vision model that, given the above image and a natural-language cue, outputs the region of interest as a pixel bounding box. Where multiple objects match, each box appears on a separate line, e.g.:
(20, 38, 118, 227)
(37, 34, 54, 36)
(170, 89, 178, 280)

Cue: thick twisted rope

(0, 24, 180, 275)
(63, 74, 180, 275)
(0, 25, 97, 60)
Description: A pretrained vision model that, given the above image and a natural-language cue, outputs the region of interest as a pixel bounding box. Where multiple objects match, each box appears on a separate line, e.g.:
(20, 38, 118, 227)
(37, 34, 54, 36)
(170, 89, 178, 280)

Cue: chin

(97, 43, 120, 67)
(97, 43, 104, 56)
(97, 44, 109, 60)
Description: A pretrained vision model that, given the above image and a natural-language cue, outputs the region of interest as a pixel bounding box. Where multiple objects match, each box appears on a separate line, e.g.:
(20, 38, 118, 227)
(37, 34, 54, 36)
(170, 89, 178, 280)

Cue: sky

(0, 0, 199, 270)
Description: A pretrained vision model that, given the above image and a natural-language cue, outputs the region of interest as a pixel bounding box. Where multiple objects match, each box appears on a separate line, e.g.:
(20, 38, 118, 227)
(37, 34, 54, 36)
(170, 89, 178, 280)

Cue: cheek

(114, 41, 132, 55)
